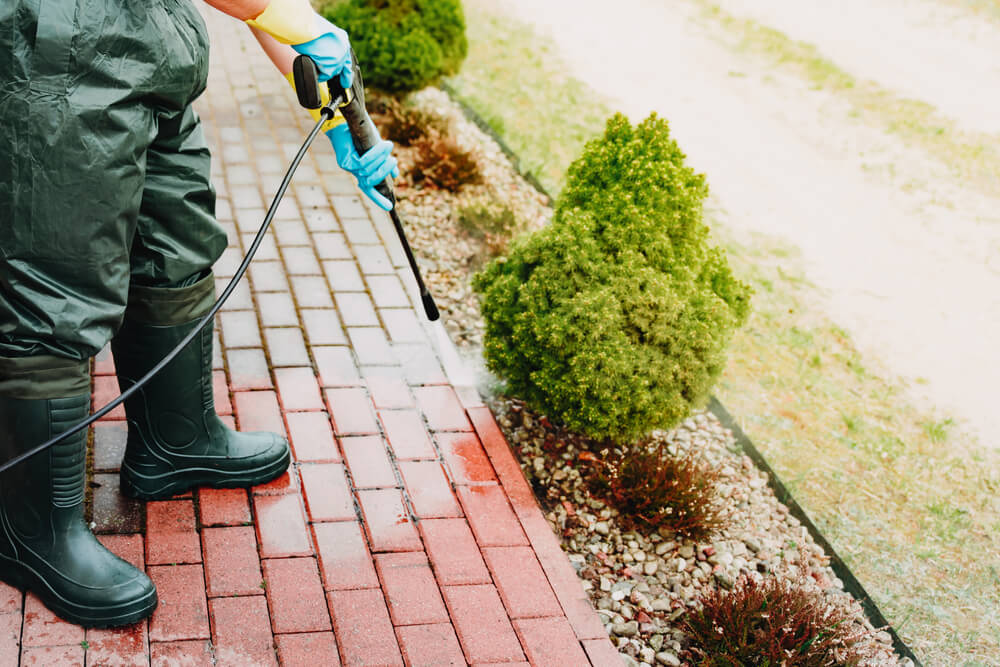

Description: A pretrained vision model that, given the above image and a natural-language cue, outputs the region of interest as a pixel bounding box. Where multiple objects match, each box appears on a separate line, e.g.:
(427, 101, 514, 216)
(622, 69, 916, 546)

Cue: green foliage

(587, 443, 724, 537)
(473, 113, 752, 442)
(682, 575, 880, 666)
(457, 201, 523, 261)
(320, 0, 468, 94)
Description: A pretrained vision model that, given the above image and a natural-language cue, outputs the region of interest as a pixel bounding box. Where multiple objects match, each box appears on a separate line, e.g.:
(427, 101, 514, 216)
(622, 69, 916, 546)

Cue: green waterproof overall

(0, 0, 226, 398)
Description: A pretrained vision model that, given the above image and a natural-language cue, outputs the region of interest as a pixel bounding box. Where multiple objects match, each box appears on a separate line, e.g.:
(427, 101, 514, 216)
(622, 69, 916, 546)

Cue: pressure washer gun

(292, 53, 439, 322)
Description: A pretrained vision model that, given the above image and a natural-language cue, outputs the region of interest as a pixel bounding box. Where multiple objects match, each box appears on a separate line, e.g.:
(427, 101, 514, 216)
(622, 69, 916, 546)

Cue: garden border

(438, 82, 922, 665)
(709, 398, 922, 665)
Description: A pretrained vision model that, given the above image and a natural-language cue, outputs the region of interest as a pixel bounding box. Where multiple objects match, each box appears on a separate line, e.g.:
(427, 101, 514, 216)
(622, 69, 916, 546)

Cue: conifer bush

(473, 113, 751, 443)
(320, 0, 468, 94)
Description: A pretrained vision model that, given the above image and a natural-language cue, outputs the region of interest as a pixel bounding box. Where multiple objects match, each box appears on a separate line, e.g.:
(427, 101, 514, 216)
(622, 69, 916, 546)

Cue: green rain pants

(0, 0, 227, 398)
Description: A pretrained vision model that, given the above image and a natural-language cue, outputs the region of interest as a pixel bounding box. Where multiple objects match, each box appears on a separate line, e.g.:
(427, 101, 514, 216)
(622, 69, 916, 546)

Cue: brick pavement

(0, 5, 617, 666)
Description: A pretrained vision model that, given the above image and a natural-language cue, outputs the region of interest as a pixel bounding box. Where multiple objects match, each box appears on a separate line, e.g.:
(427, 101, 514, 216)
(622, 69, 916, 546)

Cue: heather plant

(373, 98, 447, 146)
(473, 113, 751, 442)
(410, 131, 481, 192)
(320, 0, 468, 94)
(587, 442, 724, 537)
(682, 575, 881, 666)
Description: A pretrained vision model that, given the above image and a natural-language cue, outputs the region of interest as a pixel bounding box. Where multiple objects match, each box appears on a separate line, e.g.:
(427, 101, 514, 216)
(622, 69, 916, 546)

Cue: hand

(292, 16, 353, 90)
(327, 124, 399, 211)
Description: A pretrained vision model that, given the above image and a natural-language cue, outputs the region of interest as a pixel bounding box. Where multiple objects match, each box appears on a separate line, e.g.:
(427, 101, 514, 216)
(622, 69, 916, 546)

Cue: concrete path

(0, 7, 614, 666)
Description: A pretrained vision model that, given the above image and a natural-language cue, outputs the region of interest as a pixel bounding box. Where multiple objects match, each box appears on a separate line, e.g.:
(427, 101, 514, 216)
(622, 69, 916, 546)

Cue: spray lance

(0, 54, 438, 475)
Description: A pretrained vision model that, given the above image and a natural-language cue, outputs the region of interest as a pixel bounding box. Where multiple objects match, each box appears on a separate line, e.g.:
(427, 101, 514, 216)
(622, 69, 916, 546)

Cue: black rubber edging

(708, 397, 922, 665)
(437, 81, 921, 665)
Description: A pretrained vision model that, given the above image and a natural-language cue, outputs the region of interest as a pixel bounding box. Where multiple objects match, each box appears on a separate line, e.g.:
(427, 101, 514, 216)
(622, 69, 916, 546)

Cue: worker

(0, 0, 396, 627)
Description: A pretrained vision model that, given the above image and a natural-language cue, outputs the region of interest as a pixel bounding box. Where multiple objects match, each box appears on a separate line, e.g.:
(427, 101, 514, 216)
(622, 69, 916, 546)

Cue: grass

(692, 1, 1000, 201)
(444, 0, 611, 195)
(451, 1, 1000, 663)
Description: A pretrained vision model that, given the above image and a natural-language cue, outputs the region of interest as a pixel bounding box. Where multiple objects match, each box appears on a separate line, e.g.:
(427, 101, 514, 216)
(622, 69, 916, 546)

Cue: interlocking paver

(457, 485, 529, 548)
(314, 346, 362, 387)
(146, 500, 201, 566)
(326, 387, 379, 435)
(233, 390, 285, 435)
(202, 526, 263, 598)
(313, 521, 380, 591)
(21, 646, 84, 665)
(347, 326, 394, 366)
(300, 308, 348, 346)
(286, 412, 341, 462)
(327, 589, 403, 667)
(275, 366, 324, 411)
(413, 386, 472, 432)
(150, 640, 215, 667)
(275, 632, 342, 667)
(257, 292, 299, 327)
(197, 488, 251, 527)
(21, 594, 84, 648)
(335, 293, 379, 327)
(301, 463, 356, 522)
(395, 623, 465, 667)
(442, 585, 525, 664)
(379, 410, 436, 460)
(341, 436, 397, 489)
(210, 596, 278, 667)
(374, 552, 449, 626)
(513, 616, 591, 667)
(398, 461, 463, 519)
(418, 520, 491, 586)
(85, 622, 148, 667)
(254, 494, 312, 558)
(92, 423, 128, 472)
(366, 377, 414, 410)
(436, 431, 498, 485)
(228, 349, 273, 391)
(148, 565, 211, 642)
(262, 558, 331, 634)
(357, 489, 422, 553)
(483, 546, 563, 619)
(264, 328, 311, 367)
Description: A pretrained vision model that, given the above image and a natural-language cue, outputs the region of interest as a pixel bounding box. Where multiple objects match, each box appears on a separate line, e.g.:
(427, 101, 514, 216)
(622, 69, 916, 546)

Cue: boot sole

(119, 447, 292, 501)
(0, 555, 157, 628)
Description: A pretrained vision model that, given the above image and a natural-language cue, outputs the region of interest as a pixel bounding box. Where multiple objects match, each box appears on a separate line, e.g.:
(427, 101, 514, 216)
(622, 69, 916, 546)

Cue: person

(0, 0, 396, 627)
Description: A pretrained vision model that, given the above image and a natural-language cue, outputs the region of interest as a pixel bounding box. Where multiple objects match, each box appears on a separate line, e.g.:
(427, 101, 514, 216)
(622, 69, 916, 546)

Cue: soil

(484, 0, 1000, 449)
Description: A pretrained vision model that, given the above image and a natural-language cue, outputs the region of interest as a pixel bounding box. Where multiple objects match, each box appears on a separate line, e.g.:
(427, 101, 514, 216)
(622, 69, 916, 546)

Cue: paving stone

(313, 521, 379, 591)
(0, 613, 19, 665)
(314, 347, 361, 387)
(483, 547, 563, 619)
(93, 344, 116, 375)
(286, 411, 340, 463)
(233, 390, 285, 436)
(379, 309, 425, 344)
(21, 645, 84, 666)
(300, 308, 348, 346)
(241, 231, 279, 261)
(347, 327, 393, 366)
(291, 275, 335, 308)
(334, 293, 379, 327)
(146, 500, 201, 566)
(197, 488, 252, 527)
(457, 485, 529, 548)
(213, 370, 233, 416)
(353, 245, 393, 275)
(441, 585, 525, 664)
(301, 463, 355, 522)
(326, 387, 379, 435)
(210, 596, 277, 667)
(257, 292, 299, 327)
(150, 640, 215, 667)
(329, 195, 368, 219)
(263, 558, 331, 634)
(341, 436, 397, 489)
(374, 552, 448, 626)
(378, 410, 436, 460)
(248, 260, 291, 292)
(413, 386, 472, 432)
(92, 423, 127, 473)
(327, 589, 403, 667)
(148, 565, 211, 642)
(395, 623, 465, 667)
(227, 348, 273, 391)
(202, 526, 263, 598)
(341, 216, 379, 245)
(356, 489, 421, 553)
(282, 246, 322, 275)
(274, 217, 309, 245)
(366, 377, 413, 410)
(275, 366, 324, 411)
(418, 519, 490, 586)
(92, 376, 125, 420)
(314, 234, 352, 260)
(21, 593, 84, 647)
(90, 473, 144, 534)
(398, 461, 463, 519)
(0, 583, 20, 615)
(220, 310, 262, 348)
(275, 632, 341, 667)
(513, 617, 590, 667)
(85, 618, 147, 667)
(436, 432, 498, 485)
(582, 637, 626, 666)
(254, 494, 312, 558)
(394, 344, 448, 386)
(323, 259, 366, 291)
(264, 327, 311, 367)
(366, 275, 410, 309)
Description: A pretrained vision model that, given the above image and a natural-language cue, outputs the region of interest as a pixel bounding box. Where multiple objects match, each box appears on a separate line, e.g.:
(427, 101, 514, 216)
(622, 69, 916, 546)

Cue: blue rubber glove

(327, 124, 399, 211)
(292, 17, 353, 89)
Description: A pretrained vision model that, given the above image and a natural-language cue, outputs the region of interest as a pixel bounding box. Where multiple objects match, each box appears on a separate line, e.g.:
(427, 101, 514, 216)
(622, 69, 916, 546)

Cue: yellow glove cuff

(284, 72, 345, 133)
(247, 0, 321, 45)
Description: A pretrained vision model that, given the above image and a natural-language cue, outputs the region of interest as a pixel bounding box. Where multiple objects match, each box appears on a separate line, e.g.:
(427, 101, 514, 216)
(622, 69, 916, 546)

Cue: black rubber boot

(112, 313, 290, 501)
(0, 395, 157, 628)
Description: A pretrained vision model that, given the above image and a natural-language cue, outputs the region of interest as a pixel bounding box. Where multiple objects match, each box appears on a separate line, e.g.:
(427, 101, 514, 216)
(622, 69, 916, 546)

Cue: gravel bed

(391, 87, 909, 666)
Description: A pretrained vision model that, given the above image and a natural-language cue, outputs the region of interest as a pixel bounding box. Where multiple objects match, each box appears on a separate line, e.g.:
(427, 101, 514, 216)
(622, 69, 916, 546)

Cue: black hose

(0, 109, 334, 476)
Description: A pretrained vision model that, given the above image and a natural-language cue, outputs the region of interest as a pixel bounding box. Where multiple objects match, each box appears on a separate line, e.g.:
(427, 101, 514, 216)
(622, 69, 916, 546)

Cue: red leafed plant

(681, 574, 882, 666)
(587, 442, 725, 538)
(410, 131, 482, 192)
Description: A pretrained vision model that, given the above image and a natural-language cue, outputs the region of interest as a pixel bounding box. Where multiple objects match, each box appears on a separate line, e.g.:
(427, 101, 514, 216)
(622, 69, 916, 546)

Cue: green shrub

(473, 113, 751, 442)
(457, 201, 523, 261)
(682, 575, 880, 666)
(320, 0, 468, 94)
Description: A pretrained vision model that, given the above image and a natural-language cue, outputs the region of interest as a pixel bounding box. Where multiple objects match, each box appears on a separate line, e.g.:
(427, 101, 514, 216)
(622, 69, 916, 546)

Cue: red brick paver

(52, 7, 619, 667)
